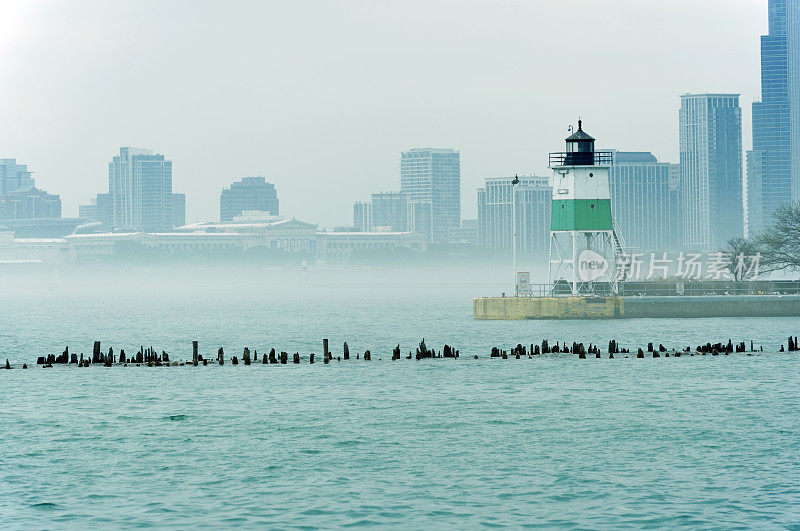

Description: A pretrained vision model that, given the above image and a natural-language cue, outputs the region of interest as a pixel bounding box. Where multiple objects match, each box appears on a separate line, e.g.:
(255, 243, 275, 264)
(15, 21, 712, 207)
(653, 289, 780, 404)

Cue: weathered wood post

(218, 347, 225, 365)
(243, 347, 251, 365)
(92, 341, 101, 364)
(323, 339, 329, 359)
(343, 342, 350, 360)
(193, 341, 198, 364)
(392, 345, 400, 360)
(310, 353, 315, 364)
(293, 352, 300, 364)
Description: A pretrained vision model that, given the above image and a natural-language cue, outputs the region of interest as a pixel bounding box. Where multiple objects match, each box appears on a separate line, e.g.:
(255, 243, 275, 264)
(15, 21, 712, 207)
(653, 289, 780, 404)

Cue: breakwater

(474, 294, 800, 319)
(4, 335, 800, 369)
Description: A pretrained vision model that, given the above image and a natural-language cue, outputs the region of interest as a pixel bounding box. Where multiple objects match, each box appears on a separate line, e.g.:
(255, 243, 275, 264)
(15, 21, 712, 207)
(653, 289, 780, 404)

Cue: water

(1, 267, 799, 528)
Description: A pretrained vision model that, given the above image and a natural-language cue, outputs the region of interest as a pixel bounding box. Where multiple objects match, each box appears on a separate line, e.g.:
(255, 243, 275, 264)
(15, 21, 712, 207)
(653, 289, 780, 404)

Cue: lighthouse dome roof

(566, 128, 594, 141)
(566, 120, 594, 142)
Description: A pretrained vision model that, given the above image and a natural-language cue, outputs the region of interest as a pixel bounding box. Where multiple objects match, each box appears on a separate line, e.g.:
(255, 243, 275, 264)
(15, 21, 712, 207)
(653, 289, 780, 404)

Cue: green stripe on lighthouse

(551, 199, 612, 231)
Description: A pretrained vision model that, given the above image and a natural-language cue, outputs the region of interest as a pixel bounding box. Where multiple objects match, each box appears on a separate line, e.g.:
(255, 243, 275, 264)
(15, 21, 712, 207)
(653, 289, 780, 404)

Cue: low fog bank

(0, 262, 544, 304)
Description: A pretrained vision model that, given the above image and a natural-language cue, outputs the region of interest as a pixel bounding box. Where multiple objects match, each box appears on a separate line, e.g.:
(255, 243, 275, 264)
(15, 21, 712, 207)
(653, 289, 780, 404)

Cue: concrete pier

(473, 295, 800, 320)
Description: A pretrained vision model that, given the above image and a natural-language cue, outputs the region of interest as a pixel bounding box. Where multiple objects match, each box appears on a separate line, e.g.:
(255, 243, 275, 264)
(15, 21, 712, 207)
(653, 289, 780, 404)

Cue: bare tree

(722, 237, 762, 279)
(758, 202, 800, 273)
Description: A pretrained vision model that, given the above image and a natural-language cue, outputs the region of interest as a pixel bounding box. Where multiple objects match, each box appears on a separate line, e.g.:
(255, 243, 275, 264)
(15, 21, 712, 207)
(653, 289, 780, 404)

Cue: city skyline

(0, 0, 766, 227)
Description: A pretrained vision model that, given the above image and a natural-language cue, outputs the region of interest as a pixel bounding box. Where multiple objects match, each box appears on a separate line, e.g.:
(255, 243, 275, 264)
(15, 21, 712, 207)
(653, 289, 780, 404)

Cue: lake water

(1, 267, 799, 528)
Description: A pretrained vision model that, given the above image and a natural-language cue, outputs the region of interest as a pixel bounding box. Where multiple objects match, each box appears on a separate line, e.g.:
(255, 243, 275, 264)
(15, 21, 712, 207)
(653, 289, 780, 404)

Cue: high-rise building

(78, 201, 97, 220)
(453, 219, 478, 245)
(609, 151, 681, 251)
(746, 0, 800, 234)
(108, 147, 174, 231)
(78, 193, 113, 227)
(353, 201, 371, 232)
(786, 0, 800, 202)
(172, 193, 186, 228)
(370, 192, 407, 232)
(219, 176, 279, 222)
(0, 188, 61, 220)
(0, 159, 61, 220)
(679, 94, 744, 249)
(0, 159, 35, 194)
(400, 148, 461, 243)
(477, 175, 551, 255)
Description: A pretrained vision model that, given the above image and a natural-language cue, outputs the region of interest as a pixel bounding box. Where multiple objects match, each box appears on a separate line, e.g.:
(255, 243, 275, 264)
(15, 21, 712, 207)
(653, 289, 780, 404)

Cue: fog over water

(1, 264, 796, 365)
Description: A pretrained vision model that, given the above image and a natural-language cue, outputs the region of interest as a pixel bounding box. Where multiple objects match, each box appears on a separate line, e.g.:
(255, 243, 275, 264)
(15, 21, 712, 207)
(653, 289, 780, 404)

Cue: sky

(0, 0, 767, 227)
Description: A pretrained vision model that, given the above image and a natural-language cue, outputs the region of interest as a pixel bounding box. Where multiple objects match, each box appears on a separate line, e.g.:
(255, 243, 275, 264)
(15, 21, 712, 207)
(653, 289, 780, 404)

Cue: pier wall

(473, 295, 800, 320)
(622, 295, 800, 318)
(473, 296, 622, 320)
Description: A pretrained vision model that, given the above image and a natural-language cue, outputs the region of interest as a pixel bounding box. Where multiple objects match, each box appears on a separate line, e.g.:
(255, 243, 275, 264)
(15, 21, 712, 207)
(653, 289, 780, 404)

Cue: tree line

(725, 202, 800, 279)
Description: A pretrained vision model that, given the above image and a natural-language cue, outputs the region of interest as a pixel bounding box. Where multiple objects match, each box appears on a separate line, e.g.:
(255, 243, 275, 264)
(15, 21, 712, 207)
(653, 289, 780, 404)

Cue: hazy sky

(0, 0, 766, 227)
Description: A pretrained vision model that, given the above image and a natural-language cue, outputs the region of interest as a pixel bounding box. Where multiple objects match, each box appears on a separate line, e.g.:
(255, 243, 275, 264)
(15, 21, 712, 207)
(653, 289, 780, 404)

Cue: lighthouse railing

(548, 150, 613, 168)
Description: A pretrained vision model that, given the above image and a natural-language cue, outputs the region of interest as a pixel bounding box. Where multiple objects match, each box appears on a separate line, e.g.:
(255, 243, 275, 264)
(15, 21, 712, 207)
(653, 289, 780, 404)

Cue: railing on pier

(506, 280, 800, 298)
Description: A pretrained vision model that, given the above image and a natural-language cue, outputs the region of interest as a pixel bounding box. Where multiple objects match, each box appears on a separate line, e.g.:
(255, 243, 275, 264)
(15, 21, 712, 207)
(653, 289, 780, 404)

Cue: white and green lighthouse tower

(547, 121, 620, 295)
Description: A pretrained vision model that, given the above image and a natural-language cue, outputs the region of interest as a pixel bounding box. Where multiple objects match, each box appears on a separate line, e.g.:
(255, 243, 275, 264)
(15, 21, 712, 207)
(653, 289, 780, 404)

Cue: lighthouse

(547, 120, 620, 295)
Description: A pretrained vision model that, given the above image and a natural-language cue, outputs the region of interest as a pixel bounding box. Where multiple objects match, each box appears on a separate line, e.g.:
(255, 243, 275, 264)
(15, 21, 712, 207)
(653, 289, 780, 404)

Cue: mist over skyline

(1, 0, 765, 227)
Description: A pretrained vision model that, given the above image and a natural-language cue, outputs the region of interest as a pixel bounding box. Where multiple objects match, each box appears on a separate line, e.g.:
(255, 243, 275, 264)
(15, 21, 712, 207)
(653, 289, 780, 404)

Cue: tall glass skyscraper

(109, 147, 174, 232)
(400, 148, 460, 243)
(608, 151, 681, 251)
(679, 94, 744, 249)
(477, 176, 551, 256)
(747, 0, 800, 235)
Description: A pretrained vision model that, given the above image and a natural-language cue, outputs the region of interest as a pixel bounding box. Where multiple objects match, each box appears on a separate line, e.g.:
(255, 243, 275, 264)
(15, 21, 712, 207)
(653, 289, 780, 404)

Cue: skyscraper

(679, 94, 744, 249)
(609, 151, 681, 251)
(370, 192, 408, 232)
(477, 176, 551, 255)
(0, 159, 35, 194)
(78, 193, 112, 227)
(109, 147, 174, 231)
(787, 0, 800, 201)
(747, 0, 800, 234)
(172, 193, 186, 228)
(353, 201, 371, 232)
(400, 148, 460, 243)
(0, 159, 61, 221)
(219, 176, 279, 222)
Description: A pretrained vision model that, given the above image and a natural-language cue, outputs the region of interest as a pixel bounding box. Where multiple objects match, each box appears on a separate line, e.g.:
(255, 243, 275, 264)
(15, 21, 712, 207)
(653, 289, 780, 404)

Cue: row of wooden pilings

(19, 338, 458, 368)
(3, 335, 799, 369)
(489, 337, 800, 359)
